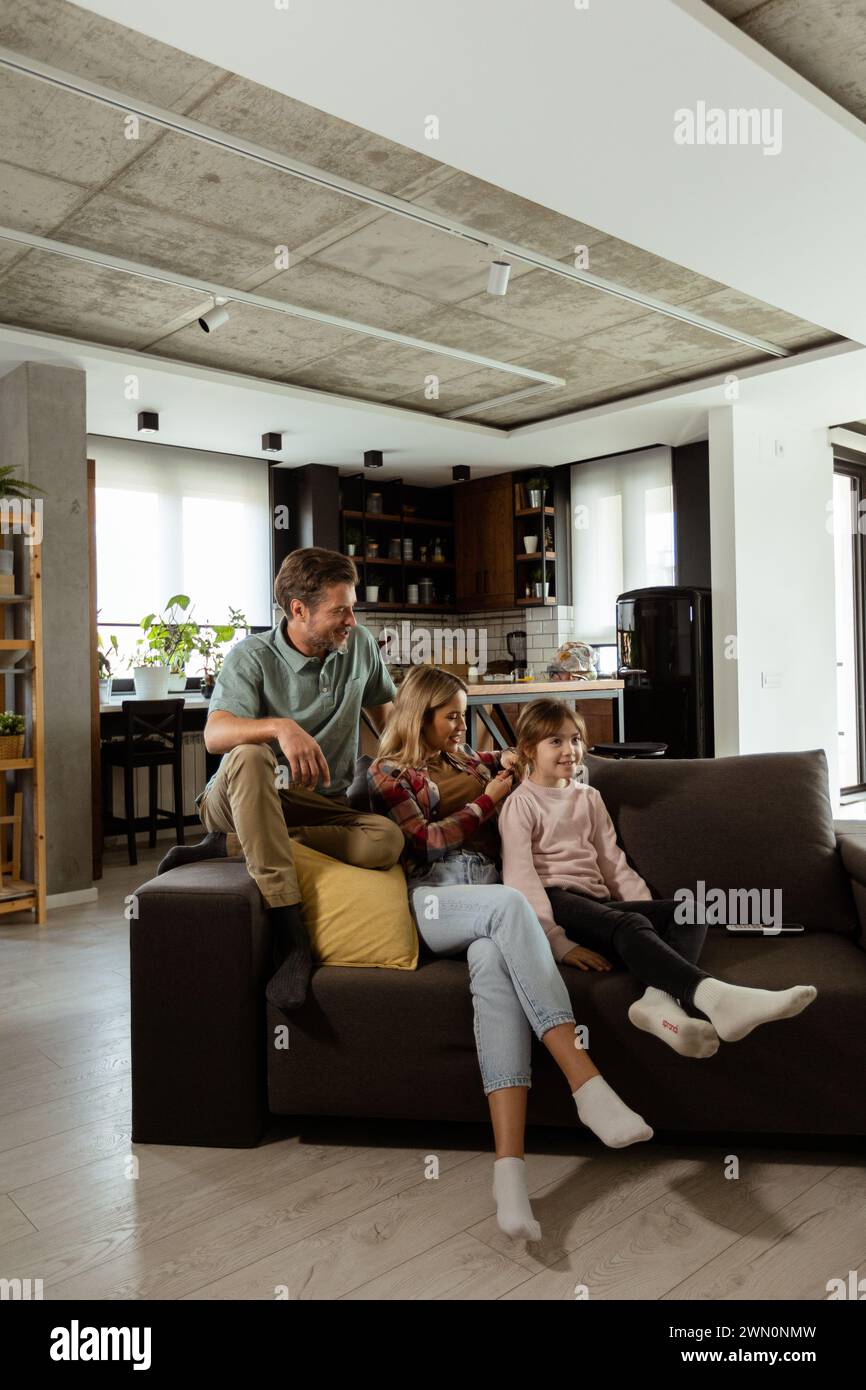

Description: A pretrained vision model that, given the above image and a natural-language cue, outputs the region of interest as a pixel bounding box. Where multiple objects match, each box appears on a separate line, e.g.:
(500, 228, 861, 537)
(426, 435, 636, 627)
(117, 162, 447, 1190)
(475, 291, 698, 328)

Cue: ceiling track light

(137, 410, 159, 433)
(486, 254, 511, 297)
(198, 297, 230, 333)
(261, 432, 283, 453)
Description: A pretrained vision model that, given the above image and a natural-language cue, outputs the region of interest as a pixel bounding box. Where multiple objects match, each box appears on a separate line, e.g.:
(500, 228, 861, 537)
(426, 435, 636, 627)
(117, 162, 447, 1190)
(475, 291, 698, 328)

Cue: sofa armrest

(835, 830, 866, 947)
(130, 859, 271, 1147)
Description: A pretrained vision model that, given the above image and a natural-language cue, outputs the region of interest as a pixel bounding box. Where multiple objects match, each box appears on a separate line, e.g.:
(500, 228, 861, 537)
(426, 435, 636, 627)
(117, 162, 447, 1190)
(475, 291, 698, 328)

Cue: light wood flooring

(0, 844, 864, 1301)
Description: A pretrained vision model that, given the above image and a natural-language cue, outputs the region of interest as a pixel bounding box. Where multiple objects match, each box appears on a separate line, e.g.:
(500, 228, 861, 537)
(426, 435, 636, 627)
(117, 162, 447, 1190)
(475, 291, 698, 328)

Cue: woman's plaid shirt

(367, 747, 505, 865)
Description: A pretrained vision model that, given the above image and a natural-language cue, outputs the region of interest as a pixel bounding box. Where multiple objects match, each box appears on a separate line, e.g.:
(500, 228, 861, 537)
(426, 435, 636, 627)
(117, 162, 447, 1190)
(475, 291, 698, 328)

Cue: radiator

(106, 731, 208, 834)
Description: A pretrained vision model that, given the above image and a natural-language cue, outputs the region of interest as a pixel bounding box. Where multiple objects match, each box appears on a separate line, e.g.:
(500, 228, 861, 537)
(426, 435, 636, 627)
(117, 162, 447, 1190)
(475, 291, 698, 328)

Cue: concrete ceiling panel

(260, 258, 440, 330)
(0, 162, 88, 271)
(458, 268, 648, 342)
(411, 170, 609, 261)
(58, 192, 278, 285)
(676, 284, 835, 349)
(312, 212, 534, 303)
(149, 300, 354, 375)
(579, 236, 725, 305)
(394, 302, 560, 362)
(0, 0, 220, 107)
(284, 336, 514, 400)
(0, 250, 201, 344)
(479, 372, 676, 425)
(109, 133, 358, 250)
(576, 309, 767, 375)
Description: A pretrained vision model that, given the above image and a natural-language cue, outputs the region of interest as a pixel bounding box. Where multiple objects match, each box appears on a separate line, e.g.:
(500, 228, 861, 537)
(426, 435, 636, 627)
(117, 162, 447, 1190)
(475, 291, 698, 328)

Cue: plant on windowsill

(97, 629, 120, 702)
(0, 710, 26, 760)
(194, 607, 248, 699)
(140, 594, 197, 692)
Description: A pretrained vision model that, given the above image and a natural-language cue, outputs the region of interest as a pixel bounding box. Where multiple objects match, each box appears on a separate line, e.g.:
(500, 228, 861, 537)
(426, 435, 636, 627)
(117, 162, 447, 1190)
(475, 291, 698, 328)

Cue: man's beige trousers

(198, 744, 403, 906)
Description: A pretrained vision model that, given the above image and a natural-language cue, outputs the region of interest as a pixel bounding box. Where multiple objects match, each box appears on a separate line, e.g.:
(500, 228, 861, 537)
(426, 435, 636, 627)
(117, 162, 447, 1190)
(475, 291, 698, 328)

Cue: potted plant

(525, 474, 548, 510)
(97, 630, 119, 702)
(0, 710, 26, 760)
(345, 524, 362, 557)
(531, 563, 550, 600)
(140, 594, 198, 692)
(365, 570, 384, 603)
(194, 607, 247, 698)
(130, 646, 171, 699)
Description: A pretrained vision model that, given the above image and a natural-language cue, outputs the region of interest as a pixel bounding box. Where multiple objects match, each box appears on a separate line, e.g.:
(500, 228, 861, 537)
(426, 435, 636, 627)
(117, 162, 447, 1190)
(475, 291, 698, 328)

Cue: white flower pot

(133, 666, 171, 699)
(365, 585, 380, 603)
(534, 582, 550, 599)
(168, 668, 188, 692)
(523, 535, 538, 553)
(98, 677, 111, 702)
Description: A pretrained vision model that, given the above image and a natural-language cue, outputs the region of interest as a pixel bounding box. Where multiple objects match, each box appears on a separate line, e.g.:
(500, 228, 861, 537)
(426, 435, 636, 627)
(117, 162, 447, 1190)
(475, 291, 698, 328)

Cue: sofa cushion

(292, 840, 418, 969)
(584, 749, 860, 938)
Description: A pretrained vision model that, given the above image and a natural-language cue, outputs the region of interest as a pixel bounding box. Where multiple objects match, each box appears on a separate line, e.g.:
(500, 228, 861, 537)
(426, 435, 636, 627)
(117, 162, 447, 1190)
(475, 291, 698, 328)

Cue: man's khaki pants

(198, 744, 403, 907)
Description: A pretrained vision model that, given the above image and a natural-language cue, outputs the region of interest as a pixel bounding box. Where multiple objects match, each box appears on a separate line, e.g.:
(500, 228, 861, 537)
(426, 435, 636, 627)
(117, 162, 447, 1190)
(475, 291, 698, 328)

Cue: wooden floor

(0, 844, 864, 1302)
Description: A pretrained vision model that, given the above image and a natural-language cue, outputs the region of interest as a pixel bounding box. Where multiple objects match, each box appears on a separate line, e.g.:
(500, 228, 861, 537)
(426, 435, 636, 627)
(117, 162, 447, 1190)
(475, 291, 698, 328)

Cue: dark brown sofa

(130, 748, 866, 1148)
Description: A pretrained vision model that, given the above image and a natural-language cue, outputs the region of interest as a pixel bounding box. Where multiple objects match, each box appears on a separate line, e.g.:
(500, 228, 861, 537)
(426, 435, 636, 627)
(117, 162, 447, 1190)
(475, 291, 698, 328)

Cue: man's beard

(309, 625, 348, 656)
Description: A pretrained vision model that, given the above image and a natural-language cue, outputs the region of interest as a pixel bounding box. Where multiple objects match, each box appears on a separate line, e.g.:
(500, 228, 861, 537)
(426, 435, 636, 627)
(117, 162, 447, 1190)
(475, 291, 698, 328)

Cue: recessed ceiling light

(452, 465, 470, 482)
(137, 410, 159, 433)
(261, 432, 283, 453)
(364, 450, 384, 469)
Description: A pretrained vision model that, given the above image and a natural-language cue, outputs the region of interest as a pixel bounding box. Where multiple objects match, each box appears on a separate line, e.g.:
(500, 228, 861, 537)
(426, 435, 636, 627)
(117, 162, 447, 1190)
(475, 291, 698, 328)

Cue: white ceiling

(69, 0, 866, 345)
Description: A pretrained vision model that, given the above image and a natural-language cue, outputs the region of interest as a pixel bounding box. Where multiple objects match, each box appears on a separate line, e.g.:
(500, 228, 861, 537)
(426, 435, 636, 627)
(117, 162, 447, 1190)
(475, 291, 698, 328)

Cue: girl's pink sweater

(498, 776, 651, 962)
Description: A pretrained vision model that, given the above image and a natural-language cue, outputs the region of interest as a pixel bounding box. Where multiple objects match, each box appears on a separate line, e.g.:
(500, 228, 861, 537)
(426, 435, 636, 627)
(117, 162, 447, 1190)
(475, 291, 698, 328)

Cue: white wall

(708, 405, 838, 795)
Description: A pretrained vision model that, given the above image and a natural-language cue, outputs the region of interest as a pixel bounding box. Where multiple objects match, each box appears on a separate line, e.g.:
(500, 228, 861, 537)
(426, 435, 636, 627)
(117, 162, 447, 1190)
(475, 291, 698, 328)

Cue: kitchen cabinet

(455, 473, 514, 610)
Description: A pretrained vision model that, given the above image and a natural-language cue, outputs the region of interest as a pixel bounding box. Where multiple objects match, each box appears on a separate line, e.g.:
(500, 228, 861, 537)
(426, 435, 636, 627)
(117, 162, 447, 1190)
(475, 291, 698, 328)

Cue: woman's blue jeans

(407, 851, 576, 1095)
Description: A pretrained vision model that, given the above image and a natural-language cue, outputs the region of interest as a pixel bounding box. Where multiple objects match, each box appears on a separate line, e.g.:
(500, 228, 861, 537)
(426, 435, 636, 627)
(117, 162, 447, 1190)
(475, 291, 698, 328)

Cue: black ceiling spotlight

(137, 411, 159, 434)
(364, 450, 383, 469)
(261, 432, 283, 453)
(452, 465, 470, 482)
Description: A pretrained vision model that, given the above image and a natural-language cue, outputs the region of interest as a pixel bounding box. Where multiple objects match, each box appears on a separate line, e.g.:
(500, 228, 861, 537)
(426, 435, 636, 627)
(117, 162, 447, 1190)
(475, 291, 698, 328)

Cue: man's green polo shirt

(198, 619, 395, 802)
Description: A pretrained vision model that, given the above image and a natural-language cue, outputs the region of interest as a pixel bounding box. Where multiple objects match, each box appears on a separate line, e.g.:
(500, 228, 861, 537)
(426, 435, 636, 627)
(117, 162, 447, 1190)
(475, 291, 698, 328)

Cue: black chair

(102, 700, 185, 865)
(590, 741, 668, 759)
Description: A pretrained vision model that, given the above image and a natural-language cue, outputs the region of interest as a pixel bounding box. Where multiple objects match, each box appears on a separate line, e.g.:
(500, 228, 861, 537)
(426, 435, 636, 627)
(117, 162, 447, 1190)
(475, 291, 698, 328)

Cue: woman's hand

(484, 769, 515, 805)
(500, 749, 519, 773)
(562, 944, 612, 972)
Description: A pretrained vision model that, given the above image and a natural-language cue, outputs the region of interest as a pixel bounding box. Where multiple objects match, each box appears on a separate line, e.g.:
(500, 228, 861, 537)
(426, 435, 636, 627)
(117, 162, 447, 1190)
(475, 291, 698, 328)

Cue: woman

(368, 664, 653, 1244)
(499, 698, 817, 1051)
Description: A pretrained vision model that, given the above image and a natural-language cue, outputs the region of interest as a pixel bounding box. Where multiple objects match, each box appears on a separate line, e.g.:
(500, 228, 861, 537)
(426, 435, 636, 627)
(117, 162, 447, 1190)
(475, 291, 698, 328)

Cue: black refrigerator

(616, 586, 714, 758)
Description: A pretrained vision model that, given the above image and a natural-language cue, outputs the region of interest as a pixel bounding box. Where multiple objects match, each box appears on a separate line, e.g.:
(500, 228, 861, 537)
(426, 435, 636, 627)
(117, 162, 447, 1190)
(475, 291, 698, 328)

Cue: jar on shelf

(367, 492, 383, 514)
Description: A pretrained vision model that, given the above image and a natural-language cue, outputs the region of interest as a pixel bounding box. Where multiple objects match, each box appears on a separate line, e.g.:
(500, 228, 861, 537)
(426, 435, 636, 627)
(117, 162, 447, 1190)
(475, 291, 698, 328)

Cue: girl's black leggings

(545, 888, 712, 1014)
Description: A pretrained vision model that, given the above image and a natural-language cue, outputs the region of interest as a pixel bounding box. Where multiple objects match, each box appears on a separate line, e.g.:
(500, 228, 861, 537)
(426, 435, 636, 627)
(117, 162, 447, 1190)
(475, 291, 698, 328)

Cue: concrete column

(708, 403, 838, 793)
(0, 362, 92, 898)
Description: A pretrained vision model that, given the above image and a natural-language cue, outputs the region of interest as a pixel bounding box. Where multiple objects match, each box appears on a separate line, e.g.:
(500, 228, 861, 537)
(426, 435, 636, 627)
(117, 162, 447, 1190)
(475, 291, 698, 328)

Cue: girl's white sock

(693, 977, 817, 1043)
(492, 1157, 541, 1242)
(628, 986, 720, 1058)
(573, 1074, 653, 1148)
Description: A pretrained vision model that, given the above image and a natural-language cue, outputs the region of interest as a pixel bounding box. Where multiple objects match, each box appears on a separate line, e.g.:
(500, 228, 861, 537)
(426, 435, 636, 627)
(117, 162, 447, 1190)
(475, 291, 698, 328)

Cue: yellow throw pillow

(291, 841, 418, 970)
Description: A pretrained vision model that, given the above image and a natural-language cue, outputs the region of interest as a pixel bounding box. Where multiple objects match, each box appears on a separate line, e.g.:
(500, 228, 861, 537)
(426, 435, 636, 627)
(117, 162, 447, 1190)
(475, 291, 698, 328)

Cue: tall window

(571, 446, 675, 644)
(93, 437, 272, 672)
(833, 461, 866, 794)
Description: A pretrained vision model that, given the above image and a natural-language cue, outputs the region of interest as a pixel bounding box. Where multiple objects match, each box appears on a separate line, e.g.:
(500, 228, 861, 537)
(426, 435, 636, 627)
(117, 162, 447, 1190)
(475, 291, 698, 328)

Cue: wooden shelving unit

(513, 474, 557, 606)
(0, 506, 46, 922)
(339, 475, 456, 612)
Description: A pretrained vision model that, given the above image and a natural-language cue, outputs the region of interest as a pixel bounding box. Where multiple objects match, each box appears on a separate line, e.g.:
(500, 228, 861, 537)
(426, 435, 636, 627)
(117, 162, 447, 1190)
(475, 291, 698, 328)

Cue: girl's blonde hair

(376, 663, 470, 770)
(514, 699, 587, 780)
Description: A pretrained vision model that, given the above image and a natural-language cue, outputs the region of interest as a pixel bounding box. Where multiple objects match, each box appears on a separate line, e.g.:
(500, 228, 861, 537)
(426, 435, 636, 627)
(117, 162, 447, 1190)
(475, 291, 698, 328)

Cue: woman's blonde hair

(376, 663, 471, 770)
(514, 699, 587, 779)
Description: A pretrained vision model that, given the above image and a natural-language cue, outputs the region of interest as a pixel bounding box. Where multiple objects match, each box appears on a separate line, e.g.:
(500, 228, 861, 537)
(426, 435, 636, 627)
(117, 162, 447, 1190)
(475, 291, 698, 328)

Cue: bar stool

(590, 741, 668, 759)
(101, 700, 185, 865)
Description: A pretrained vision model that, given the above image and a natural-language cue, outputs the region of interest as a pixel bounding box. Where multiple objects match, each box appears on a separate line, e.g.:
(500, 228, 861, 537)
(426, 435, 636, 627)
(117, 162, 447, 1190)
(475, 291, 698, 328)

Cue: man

(159, 547, 403, 1011)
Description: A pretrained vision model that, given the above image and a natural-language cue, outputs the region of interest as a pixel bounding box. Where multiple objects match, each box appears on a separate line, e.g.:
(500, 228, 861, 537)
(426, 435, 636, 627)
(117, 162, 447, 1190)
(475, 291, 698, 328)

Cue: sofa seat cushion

(292, 840, 418, 970)
(584, 749, 860, 938)
(268, 929, 866, 1135)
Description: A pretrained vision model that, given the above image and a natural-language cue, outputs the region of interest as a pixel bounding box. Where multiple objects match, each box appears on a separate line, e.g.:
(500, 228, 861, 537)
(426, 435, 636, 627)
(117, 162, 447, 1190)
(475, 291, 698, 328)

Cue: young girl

(499, 699, 817, 1052)
(368, 665, 654, 1244)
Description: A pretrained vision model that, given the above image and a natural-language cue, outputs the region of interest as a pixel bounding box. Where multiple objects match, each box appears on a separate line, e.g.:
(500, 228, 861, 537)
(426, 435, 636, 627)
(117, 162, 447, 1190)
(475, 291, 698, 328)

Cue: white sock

(492, 1157, 541, 1242)
(573, 1075, 653, 1149)
(628, 986, 720, 1058)
(693, 977, 817, 1043)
